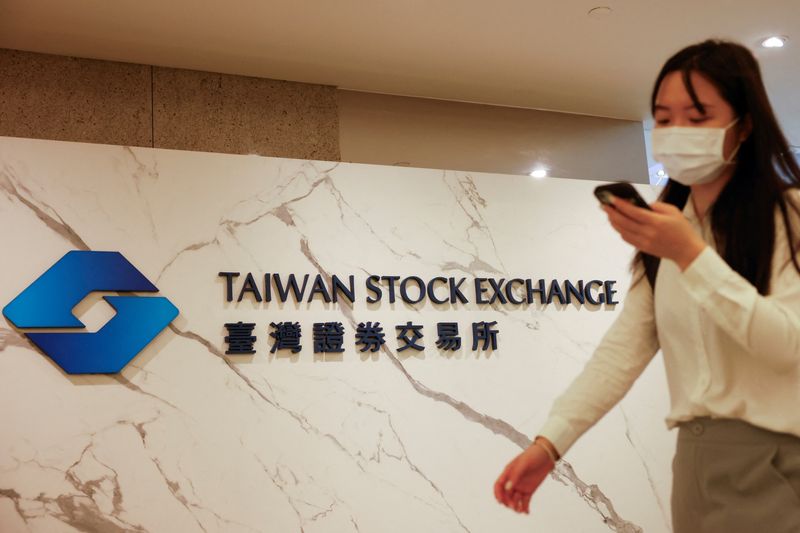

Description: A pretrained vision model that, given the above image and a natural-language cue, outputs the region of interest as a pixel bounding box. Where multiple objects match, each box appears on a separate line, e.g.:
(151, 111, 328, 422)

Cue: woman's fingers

(511, 488, 532, 514)
(493, 465, 512, 505)
(493, 478, 504, 504)
(514, 492, 524, 512)
(501, 480, 514, 507)
(610, 196, 655, 223)
(522, 491, 533, 514)
(506, 470, 534, 513)
(495, 466, 529, 511)
(650, 201, 680, 214)
(504, 470, 522, 507)
(603, 205, 650, 241)
(494, 449, 549, 514)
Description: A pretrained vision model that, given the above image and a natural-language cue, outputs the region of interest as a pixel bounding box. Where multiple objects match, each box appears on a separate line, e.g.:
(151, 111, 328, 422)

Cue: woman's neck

(690, 168, 735, 222)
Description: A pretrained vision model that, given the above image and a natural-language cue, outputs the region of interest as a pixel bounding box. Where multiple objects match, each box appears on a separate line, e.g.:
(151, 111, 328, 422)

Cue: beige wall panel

(152, 67, 340, 160)
(0, 48, 152, 146)
(337, 90, 648, 183)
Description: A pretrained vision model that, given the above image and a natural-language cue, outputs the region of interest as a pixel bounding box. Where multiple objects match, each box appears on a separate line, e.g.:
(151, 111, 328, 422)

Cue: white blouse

(538, 189, 800, 456)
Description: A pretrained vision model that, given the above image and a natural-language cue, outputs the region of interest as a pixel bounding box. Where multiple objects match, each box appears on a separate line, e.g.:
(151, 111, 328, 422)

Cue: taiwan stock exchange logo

(2, 251, 179, 374)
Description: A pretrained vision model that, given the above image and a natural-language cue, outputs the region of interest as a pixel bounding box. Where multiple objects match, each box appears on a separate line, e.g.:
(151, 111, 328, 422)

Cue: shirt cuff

(679, 245, 730, 303)
(536, 415, 580, 458)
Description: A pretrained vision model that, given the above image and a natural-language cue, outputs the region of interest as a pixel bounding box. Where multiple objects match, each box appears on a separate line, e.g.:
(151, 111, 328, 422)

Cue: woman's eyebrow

(654, 103, 716, 111)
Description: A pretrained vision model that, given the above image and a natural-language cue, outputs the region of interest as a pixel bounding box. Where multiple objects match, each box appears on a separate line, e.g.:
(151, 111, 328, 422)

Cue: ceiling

(2, 1, 799, 145)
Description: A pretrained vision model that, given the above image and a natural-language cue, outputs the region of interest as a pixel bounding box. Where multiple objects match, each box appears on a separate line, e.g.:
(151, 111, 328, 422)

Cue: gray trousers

(672, 417, 800, 533)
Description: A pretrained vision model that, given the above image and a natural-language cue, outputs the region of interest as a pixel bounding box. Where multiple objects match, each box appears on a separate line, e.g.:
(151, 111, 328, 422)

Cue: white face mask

(651, 118, 741, 186)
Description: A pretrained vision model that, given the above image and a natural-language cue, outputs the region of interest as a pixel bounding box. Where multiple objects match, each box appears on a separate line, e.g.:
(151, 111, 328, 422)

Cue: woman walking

(494, 39, 800, 532)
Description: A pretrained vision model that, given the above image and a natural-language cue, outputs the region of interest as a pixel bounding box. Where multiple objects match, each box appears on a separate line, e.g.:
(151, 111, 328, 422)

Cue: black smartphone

(594, 182, 652, 210)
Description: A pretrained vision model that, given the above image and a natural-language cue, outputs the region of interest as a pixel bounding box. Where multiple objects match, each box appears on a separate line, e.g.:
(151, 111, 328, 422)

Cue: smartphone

(594, 182, 652, 210)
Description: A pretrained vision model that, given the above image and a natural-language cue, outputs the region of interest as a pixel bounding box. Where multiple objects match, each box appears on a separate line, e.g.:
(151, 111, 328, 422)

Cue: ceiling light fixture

(529, 169, 548, 179)
(761, 36, 787, 48)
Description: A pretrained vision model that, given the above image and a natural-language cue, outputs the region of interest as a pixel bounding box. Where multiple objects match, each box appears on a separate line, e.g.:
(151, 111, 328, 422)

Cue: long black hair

(635, 39, 800, 295)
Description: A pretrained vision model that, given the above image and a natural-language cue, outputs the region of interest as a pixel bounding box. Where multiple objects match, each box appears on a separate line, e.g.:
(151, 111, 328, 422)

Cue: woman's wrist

(533, 435, 560, 463)
(675, 240, 707, 272)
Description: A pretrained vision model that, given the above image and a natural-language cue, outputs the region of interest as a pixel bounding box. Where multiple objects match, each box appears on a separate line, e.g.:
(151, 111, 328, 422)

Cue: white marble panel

(0, 136, 672, 532)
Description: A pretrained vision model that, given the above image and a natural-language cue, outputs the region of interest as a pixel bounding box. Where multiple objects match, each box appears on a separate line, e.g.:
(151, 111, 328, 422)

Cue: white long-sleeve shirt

(538, 189, 800, 456)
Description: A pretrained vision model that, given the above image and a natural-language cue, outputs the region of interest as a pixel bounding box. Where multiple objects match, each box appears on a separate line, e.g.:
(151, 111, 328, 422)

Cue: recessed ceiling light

(529, 169, 547, 178)
(761, 36, 787, 48)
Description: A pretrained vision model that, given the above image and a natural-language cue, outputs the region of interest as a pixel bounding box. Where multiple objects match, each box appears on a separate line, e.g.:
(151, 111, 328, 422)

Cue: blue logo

(3, 251, 179, 374)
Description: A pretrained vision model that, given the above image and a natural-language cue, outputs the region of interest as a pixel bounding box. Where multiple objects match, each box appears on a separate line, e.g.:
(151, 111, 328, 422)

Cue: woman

(494, 39, 800, 532)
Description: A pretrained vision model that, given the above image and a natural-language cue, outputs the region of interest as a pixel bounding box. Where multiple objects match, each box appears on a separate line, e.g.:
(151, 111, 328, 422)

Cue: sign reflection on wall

(219, 272, 619, 355)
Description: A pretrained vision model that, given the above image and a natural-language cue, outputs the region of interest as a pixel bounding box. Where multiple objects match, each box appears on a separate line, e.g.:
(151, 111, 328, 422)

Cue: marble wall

(0, 136, 673, 532)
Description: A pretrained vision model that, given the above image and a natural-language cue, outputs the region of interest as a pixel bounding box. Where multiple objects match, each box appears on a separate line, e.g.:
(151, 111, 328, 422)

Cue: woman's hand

(602, 197, 707, 271)
(493, 442, 555, 514)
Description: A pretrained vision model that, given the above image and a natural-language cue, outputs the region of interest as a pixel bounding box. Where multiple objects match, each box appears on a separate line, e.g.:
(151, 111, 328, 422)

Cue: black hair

(635, 39, 800, 295)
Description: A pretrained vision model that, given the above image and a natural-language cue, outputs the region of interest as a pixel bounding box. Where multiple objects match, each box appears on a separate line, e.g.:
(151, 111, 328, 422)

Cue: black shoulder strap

(643, 254, 660, 290)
